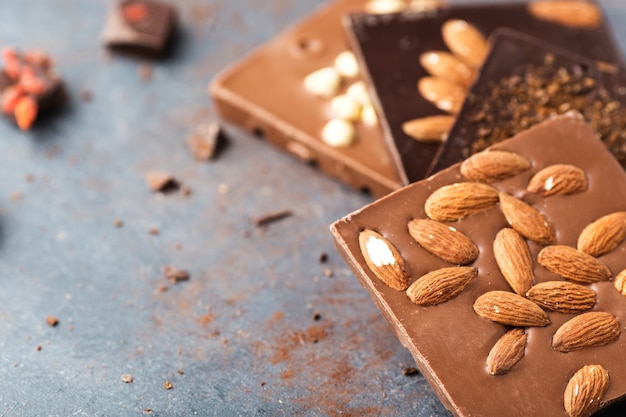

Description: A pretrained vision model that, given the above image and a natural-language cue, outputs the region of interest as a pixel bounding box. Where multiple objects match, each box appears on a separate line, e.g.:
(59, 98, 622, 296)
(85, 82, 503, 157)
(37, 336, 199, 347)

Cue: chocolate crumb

(180, 185, 192, 196)
(313, 313, 322, 321)
(187, 122, 225, 161)
(36, 344, 42, 351)
(79, 90, 93, 102)
(45, 316, 59, 327)
(121, 374, 133, 383)
(323, 269, 334, 278)
(143, 409, 152, 414)
(163, 265, 189, 284)
(173, 242, 182, 250)
(163, 380, 173, 390)
(9, 191, 22, 202)
(138, 63, 153, 81)
(318, 252, 328, 263)
(402, 367, 419, 376)
(149, 227, 160, 236)
(251, 209, 293, 227)
(260, 381, 266, 387)
(25, 174, 35, 183)
(177, 369, 184, 375)
(155, 284, 168, 293)
(145, 171, 179, 193)
(113, 219, 124, 228)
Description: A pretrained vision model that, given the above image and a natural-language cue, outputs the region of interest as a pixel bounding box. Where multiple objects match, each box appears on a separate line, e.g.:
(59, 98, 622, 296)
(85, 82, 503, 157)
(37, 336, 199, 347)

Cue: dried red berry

(123, 3, 149, 22)
(14, 96, 38, 130)
(2, 85, 24, 114)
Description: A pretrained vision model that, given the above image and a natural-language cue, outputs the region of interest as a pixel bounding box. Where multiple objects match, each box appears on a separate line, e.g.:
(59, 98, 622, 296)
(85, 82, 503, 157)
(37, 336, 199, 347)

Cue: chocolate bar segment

(432, 29, 626, 174)
(211, 0, 411, 198)
(102, 0, 176, 55)
(331, 114, 626, 417)
(345, 1, 623, 184)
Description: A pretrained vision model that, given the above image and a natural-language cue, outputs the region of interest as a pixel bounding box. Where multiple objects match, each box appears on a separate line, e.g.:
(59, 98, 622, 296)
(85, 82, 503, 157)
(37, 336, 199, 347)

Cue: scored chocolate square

(344, 1, 623, 185)
(211, 0, 446, 198)
(331, 113, 626, 417)
(431, 29, 626, 175)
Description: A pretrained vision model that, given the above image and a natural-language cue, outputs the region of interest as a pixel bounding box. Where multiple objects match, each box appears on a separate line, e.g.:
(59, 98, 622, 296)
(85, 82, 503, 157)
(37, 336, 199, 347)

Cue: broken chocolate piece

(187, 122, 224, 161)
(0, 48, 64, 130)
(331, 114, 626, 417)
(344, 1, 622, 184)
(102, 0, 176, 55)
(144, 171, 178, 192)
(432, 30, 626, 174)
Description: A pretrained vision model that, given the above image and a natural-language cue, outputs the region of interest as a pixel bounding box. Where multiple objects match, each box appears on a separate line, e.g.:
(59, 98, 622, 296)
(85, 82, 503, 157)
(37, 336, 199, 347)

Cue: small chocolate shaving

(163, 265, 189, 284)
(251, 209, 293, 227)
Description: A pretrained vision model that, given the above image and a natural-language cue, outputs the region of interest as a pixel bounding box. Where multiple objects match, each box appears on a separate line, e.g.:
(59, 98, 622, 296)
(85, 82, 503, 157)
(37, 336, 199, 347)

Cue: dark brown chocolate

(345, 1, 623, 184)
(102, 0, 176, 55)
(211, 0, 411, 198)
(331, 114, 626, 417)
(432, 29, 626, 174)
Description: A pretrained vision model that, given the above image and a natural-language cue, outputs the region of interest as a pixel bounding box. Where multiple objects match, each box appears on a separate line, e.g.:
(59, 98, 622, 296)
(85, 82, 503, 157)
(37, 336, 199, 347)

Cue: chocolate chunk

(211, 0, 405, 198)
(144, 170, 178, 192)
(432, 29, 626, 174)
(331, 114, 626, 417)
(187, 122, 224, 161)
(344, 1, 622, 184)
(0, 48, 65, 130)
(102, 0, 176, 55)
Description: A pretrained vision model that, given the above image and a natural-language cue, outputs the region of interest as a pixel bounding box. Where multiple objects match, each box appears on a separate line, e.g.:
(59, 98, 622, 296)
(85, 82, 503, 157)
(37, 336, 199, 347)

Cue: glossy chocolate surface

(210, 0, 405, 198)
(432, 29, 626, 174)
(331, 114, 626, 417)
(345, 1, 623, 184)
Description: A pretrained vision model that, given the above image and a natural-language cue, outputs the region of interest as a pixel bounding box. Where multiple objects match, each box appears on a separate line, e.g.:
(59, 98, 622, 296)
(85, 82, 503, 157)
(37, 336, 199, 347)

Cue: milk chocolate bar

(345, 1, 622, 184)
(331, 113, 626, 417)
(211, 0, 427, 198)
(432, 29, 626, 174)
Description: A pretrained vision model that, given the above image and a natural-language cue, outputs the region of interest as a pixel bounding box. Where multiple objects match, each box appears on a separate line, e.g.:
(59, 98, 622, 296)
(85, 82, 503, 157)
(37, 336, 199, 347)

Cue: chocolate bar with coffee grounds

(431, 29, 626, 174)
(345, 1, 622, 184)
(331, 113, 626, 417)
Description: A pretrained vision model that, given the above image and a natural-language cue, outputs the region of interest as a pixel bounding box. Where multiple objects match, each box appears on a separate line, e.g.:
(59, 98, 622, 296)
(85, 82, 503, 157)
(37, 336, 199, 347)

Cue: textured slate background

(0, 1, 625, 416)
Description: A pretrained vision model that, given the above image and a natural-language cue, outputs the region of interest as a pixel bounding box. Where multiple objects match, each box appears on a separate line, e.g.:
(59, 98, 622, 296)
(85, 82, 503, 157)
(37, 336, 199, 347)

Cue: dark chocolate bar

(331, 113, 626, 417)
(211, 0, 433, 198)
(101, 0, 176, 55)
(345, 1, 623, 184)
(432, 29, 626, 174)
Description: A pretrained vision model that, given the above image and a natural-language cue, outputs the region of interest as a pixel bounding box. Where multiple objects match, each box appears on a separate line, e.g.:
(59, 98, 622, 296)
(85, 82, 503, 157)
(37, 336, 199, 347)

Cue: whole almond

(408, 219, 479, 265)
(527, 164, 588, 197)
(441, 19, 488, 69)
(486, 328, 527, 376)
(493, 228, 534, 296)
(564, 365, 609, 417)
(526, 281, 597, 313)
(419, 51, 474, 87)
(359, 230, 410, 291)
(402, 115, 455, 142)
(577, 211, 626, 257)
(499, 193, 556, 245)
(529, 1, 602, 29)
(538, 245, 612, 285)
(418, 76, 466, 114)
(406, 266, 477, 306)
(425, 182, 499, 222)
(473, 290, 550, 327)
(552, 312, 620, 353)
(615, 269, 626, 296)
(460, 150, 531, 183)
